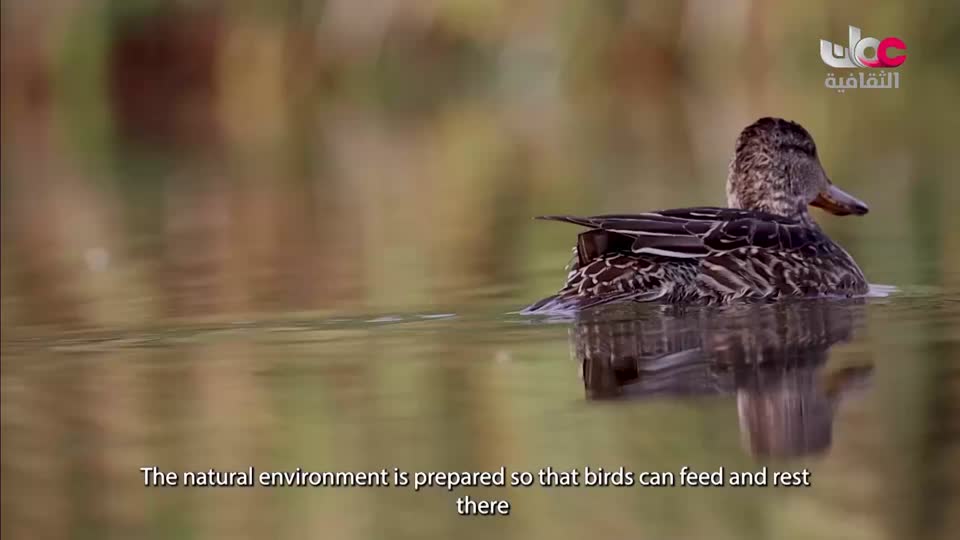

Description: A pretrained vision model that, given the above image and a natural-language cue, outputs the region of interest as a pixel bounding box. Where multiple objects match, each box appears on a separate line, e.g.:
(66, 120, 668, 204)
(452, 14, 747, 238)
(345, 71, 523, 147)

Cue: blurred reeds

(2, 0, 956, 331)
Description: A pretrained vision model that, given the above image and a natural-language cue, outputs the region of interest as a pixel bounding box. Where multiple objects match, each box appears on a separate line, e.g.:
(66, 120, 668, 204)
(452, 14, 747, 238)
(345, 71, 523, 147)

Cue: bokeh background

(2, 1, 959, 539)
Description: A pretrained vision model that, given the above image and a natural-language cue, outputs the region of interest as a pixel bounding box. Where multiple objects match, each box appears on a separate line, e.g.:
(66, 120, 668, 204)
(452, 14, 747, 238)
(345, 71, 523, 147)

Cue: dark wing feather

(537, 207, 832, 261)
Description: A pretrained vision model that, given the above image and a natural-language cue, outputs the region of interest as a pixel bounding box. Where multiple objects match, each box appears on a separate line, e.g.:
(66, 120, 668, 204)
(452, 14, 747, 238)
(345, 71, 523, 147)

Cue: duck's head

(727, 117, 868, 222)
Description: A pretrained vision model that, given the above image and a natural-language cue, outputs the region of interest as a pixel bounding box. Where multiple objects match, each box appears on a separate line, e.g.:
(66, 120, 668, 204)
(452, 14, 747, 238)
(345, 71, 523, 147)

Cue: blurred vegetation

(2, 0, 957, 330)
(1, 1, 959, 539)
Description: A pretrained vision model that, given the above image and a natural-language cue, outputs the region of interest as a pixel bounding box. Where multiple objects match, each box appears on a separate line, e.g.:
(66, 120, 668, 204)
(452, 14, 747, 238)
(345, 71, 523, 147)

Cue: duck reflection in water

(571, 300, 873, 459)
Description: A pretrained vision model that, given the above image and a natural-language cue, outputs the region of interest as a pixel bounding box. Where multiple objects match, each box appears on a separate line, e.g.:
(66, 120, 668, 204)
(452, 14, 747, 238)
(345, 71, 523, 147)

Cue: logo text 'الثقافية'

(821, 26, 906, 93)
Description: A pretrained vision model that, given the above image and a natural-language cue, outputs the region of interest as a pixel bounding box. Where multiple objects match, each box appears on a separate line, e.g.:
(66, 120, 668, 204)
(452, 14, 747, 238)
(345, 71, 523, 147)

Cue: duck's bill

(811, 184, 869, 216)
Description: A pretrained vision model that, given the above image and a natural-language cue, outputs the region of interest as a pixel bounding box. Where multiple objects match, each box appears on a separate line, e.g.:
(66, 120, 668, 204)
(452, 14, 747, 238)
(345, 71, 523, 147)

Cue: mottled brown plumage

(525, 117, 870, 313)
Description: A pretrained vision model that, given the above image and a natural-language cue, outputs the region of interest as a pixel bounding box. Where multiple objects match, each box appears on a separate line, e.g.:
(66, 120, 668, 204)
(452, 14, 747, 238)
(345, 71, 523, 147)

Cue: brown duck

(526, 117, 870, 313)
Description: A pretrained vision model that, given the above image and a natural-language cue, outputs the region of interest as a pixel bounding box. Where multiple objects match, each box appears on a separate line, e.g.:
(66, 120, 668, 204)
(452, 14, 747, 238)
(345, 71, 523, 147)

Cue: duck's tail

(519, 293, 576, 315)
(520, 289, 642, 315)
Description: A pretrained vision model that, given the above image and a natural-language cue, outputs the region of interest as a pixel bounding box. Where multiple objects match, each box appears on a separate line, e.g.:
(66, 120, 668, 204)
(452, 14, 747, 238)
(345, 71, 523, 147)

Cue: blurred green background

(1, 1, 959, 539)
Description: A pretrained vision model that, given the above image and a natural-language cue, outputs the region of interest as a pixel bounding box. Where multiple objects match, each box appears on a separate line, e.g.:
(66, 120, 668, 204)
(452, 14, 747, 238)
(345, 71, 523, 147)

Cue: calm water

(2, 282, 959, 540)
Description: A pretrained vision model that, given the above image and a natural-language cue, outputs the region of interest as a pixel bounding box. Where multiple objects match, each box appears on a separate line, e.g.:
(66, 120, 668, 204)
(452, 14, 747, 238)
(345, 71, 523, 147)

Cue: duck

(525, 117, 870, 313)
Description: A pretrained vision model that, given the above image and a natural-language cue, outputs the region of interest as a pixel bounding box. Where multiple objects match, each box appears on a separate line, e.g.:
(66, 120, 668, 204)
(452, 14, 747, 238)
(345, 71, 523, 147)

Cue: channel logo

(820, 26, 906, 69)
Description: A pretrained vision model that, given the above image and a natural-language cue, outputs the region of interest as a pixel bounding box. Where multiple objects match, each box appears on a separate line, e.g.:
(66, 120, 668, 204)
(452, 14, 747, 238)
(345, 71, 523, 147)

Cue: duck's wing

(527, 207, 852, 312)
(537, 206, 831, 265)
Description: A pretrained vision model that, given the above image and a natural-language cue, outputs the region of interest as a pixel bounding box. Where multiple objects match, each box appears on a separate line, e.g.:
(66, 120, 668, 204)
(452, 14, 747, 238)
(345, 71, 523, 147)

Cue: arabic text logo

(820, 26, 906, 69)
(824, 71, 899, 93)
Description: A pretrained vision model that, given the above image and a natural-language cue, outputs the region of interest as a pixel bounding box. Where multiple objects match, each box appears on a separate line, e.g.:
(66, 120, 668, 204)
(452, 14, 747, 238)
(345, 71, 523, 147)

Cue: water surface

(3, 287, 959, 539)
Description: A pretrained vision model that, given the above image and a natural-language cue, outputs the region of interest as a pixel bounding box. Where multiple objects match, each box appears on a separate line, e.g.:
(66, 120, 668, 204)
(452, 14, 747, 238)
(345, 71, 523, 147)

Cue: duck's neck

(766, 206, 820, 228)
(726, 167, 818, 225)
(728, 190, 819, 227)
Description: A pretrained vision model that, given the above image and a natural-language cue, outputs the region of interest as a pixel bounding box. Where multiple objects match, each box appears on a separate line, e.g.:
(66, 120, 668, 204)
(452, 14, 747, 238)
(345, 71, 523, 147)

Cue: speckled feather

(526, 118, 869, 313)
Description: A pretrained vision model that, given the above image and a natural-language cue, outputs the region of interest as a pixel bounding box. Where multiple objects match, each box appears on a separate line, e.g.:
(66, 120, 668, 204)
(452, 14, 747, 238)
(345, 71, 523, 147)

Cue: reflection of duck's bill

(823, 364, 875, 402)
(811, 183, 869, 216)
